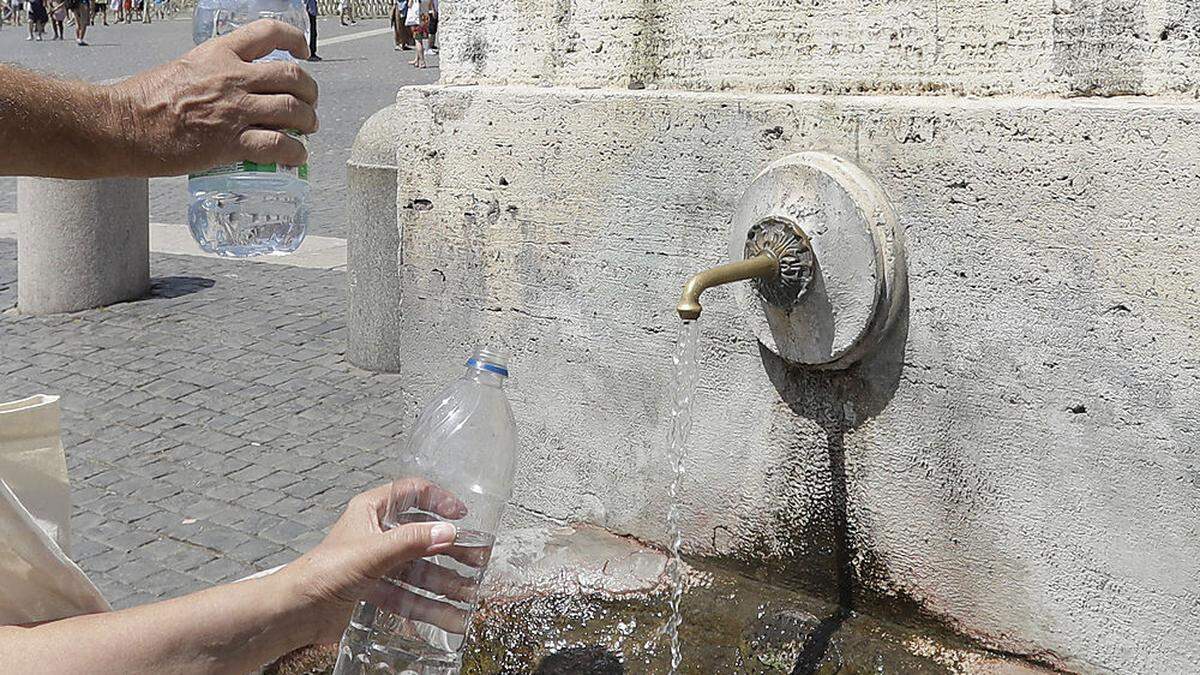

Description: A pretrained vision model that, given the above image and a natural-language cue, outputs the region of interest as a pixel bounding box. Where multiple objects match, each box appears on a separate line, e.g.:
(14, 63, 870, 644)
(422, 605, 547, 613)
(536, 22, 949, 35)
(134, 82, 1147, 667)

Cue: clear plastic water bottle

(188, 0, 310, 257)
(333, 348, 519, 675)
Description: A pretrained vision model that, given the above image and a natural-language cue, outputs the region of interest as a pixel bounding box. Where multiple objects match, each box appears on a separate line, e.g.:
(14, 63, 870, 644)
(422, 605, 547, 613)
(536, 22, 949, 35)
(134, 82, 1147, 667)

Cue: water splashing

(664, 318, 702, 673)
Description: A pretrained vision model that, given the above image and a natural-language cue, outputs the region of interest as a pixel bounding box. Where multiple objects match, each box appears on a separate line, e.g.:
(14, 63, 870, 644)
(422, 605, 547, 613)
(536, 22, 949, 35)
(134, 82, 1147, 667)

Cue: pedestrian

(90, 0, 104, 23)
(305, 0, 320, 61)
(427, 0, 436, 54)
(392, 0, 412, 50)
(11, 0, 22, 27)
(121, 0, 129, 22)
(48, 0, 63, 37)
(338, 0, 354, 25)
(405, 0, 424, 67)
(66, 0, 87, 44)
(26, 0, 46, 40)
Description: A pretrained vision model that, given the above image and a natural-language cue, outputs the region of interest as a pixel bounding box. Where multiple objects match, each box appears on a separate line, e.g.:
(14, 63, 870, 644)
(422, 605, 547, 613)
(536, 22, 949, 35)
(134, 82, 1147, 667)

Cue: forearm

(0, 572, 317, 675)
(0, 64, 130, 179)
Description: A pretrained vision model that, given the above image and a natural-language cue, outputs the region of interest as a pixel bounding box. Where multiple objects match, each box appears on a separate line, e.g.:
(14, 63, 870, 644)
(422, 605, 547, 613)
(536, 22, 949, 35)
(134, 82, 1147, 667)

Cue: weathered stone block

(353, 84, 1199, 672)
(440, 0, 1200, 97)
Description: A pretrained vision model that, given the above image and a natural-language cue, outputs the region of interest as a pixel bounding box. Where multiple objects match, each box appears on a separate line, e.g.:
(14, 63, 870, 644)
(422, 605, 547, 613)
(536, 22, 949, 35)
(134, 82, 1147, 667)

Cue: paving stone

(70, 536, 112, 561)
(106, 529, 159, 553)
(255, 470, 303, 491)
(227, 537, 287, 565)
(254, 549, 299, 571)
(81, 548, 128, 574)
(133, 510, 189, 534)
(283, 480, 332, 501)
(161, 466, 211, 490)
(259, 518, 315, 548)
(91, 576, 140, 608)
(192, 556, 256, 585)
(142, 568, 204, 599)
(185, 523, 255, 553)
(118, 591, 164, 608)
(106, 557, 167, 586)
(228, 463, 273, 483)
(110, 501, 159, 524)
(201, 481, 256, 503)
(240, 488, 285, 510)
(262, 495, 308, 518)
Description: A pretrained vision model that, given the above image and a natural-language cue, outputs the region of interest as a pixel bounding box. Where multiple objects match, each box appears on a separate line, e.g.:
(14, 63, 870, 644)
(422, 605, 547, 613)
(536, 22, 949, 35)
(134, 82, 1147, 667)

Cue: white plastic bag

(0, 395, 109, 625)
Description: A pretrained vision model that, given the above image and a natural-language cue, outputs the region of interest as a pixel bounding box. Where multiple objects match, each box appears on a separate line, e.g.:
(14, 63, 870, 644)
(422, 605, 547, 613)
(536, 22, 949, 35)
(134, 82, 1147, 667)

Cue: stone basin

(267, 526, 1049, 674)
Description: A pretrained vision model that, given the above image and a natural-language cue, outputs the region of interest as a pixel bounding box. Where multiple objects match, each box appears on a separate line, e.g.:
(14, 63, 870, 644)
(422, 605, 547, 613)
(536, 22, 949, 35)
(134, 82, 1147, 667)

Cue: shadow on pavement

(150, 275, 215, 299)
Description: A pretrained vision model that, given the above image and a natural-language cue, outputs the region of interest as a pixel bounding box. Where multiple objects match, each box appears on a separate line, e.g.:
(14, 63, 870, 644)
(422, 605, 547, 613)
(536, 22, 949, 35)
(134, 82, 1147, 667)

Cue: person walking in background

(11, 0, 23, 27)
(47, 0, 63, 37)
(89, 0, 103, 24)
(405, 0, 424, 67)
(392, 0, 411, 50)
(427, 0, 436, 54)
(305, 0, 320, 61)
(67, 0, 87, 44)
(26, 0, 46, 40)
(338, 0, 353, 26)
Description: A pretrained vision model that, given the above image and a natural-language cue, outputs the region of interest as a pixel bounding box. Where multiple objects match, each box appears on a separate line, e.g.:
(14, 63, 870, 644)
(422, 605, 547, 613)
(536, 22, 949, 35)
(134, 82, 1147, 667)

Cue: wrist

(261, 562, 336, 647)
(90, 80, 140, 176)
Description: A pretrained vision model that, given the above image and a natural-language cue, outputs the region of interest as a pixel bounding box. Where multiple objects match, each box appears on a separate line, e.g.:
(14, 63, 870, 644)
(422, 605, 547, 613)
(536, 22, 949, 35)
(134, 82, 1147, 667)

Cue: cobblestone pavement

(0, 238, 408, 608)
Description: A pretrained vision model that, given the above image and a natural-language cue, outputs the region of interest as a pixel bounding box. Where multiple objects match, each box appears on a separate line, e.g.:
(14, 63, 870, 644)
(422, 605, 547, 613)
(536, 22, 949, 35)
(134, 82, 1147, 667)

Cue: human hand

(102, 19, 318, 177)
(274, 479, 478, 645)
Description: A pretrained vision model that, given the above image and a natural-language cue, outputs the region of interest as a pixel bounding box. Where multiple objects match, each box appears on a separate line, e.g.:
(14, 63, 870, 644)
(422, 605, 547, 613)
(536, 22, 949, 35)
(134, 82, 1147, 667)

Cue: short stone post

(347, 105, 403, 372)
(17, 177, 150, 315)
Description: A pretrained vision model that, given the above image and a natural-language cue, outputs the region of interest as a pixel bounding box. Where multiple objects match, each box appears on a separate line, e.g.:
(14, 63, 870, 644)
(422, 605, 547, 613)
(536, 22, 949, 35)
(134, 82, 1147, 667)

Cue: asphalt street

(0, 15, 436, 238)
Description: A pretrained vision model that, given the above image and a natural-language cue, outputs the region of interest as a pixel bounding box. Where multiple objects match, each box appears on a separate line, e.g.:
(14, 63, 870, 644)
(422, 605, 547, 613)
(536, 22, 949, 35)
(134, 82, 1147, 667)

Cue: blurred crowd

(1, 0, 173, 44)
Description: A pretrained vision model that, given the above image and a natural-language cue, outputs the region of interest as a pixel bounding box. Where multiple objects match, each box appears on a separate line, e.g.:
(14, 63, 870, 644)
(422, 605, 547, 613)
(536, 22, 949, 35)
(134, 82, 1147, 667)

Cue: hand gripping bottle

(334, 348, 519, 674)
(188, 0, 310, 256)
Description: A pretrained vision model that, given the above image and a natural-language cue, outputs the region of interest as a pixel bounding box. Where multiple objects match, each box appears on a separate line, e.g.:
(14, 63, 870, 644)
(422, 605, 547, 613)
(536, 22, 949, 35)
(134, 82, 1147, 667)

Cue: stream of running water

(663, 318, 701, 673)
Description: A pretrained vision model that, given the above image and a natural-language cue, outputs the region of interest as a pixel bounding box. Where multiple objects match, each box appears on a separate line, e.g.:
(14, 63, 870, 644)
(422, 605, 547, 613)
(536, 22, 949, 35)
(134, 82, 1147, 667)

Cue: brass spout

(676, 253, 780, 320)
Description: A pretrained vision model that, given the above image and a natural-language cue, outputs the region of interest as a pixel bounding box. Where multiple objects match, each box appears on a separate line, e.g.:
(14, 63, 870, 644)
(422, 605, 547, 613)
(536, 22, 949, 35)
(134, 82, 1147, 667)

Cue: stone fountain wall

(350, 2, 1200, 672)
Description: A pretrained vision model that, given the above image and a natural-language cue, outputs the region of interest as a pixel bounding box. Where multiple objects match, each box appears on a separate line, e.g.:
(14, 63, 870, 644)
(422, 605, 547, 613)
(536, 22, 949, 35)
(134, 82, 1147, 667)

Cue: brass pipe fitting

(676, 253, 780, 320)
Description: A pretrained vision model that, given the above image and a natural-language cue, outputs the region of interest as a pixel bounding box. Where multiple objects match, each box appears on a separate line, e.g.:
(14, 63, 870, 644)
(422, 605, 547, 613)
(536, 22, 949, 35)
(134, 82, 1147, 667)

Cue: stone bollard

(17, 177, 150, 315)
(347, 105, 403, 372)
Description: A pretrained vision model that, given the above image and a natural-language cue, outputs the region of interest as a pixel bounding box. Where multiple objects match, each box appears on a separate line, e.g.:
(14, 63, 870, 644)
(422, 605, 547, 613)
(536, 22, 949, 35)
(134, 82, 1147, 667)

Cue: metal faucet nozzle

(675, 253, 780, 321)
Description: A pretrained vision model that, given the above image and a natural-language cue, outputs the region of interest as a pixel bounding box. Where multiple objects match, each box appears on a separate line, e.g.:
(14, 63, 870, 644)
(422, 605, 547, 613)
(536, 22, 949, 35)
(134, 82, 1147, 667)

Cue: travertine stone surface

(375, 84, 1199, 673)
(440, 0, 1200, 97)
(347, 105, 404, 372)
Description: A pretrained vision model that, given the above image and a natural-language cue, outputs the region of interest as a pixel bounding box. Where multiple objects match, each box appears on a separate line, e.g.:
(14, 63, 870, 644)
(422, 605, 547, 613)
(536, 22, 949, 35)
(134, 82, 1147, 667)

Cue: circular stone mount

(728, 152, 906, 370)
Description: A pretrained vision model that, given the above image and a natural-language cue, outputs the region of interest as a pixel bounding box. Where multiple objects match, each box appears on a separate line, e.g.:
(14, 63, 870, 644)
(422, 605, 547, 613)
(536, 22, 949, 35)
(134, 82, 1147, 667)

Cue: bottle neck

(465, 368, 506, 388)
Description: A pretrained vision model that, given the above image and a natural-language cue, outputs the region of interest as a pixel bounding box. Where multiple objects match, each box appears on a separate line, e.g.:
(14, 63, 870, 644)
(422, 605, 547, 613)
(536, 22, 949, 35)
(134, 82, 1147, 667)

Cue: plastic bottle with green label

(188, 0, 310, 257)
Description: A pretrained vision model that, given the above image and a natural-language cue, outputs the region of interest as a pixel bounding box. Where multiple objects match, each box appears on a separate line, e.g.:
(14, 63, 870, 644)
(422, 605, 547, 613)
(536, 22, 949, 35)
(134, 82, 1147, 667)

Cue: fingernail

(430, 522, 457, 546)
